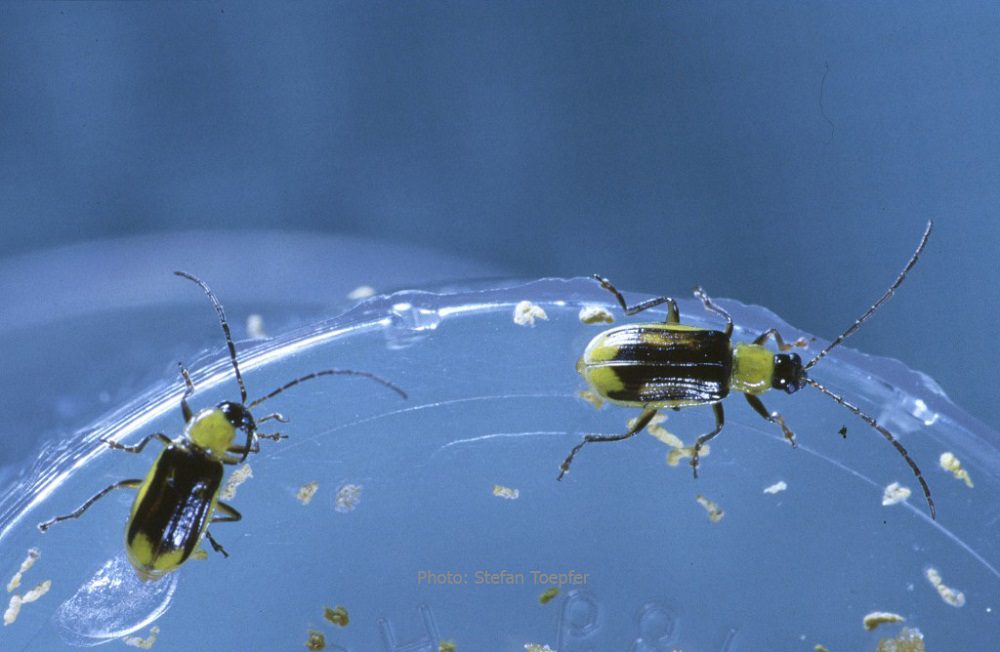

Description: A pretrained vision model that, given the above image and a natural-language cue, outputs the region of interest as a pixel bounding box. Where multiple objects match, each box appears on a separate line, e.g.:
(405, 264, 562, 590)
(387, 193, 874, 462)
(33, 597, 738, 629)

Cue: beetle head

(772, 353, 806, 394)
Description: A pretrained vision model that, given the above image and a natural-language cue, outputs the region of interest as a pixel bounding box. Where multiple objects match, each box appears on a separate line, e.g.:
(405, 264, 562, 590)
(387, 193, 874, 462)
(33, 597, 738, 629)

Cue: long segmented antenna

(805, 221, 933, 371)
(174, 271, 247, 403)
(805, 377, 935, 520)
(249, 369, 408, 409)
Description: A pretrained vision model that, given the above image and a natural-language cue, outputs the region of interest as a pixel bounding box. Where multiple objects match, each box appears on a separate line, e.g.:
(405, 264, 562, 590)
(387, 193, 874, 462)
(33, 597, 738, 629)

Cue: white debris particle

(863, 611, 905, 631)
(6, 548, 39, 593)
(925, 567, 966, 607)
(334, 484, 363, 513)
(4, 595, 22, 626)
(695, 495, 724, 523)
(348, 285, 376, 300)
(882, 482, 911, 506)
(939, 452, 973, 488)
(246, 314, 267, 339)
(296, 481, 320, 505)
(220, 463, 253, 500)
(578, 305, 614, 324)
(123, 625, 161, 649)
(667, 444, 708, 467)
(492, 484, 520, 500)
(525, 644, 556, 652)
(763, 481, 788, 495)
(20, 580, 49, 604)
(513, 301, 548, 326)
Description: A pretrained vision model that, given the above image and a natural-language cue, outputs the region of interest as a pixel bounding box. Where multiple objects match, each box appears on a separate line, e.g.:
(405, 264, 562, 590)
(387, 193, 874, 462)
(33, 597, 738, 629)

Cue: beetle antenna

(248, 369, 407, 408)
(175, 271, 248, 404)
(805, 221, 933, 371)
(804, 377, 935, 520)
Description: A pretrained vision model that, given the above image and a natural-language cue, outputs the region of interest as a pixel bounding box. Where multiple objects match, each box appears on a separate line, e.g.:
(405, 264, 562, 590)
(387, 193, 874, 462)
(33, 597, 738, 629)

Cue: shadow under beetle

(39, 271, 407, 579)
(559, 222, 936, 520)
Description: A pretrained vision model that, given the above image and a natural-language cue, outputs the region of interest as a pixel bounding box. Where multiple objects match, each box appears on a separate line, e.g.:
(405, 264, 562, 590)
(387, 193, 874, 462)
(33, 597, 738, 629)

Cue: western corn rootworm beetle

(38, 271, 407, 579)
(558, 222, 936, 520)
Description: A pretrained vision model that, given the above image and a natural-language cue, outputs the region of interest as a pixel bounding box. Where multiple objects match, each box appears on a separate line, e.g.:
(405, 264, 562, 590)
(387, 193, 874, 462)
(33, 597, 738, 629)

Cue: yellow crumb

(695, 495, 724, 523)
(863, 611, 905, 631)
(939, 452, 973, 488)
(578, 305, 614, 324)
(524, 645, 556, 652)
(577, 389, 605, 409)
(492, 484, 520, 500)
(122, 625, 161, 649)
(305, 630, 326, 651)
(323, 605, 349, 627)
(6, 548, 39, 593)
(538, 587, 560, 604)
(296, 481, 320, 505)
(439, 641, 457, 652)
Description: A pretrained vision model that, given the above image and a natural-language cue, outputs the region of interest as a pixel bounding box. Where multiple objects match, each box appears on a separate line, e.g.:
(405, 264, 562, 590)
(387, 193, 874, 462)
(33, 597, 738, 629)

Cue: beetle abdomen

(126, 446, 223, 579)
(581, 324, 733, 407)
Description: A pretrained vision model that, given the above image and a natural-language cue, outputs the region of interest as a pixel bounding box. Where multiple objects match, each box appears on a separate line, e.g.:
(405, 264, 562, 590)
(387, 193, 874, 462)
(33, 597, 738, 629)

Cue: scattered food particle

(925, 567, 965, 607)
(939, 452, 973, 488)
(122, 625, 161, 649)
(296, 481, 320, 505)
(815, 645, 831, 652)
(882, 482, 911, 507)
(642, 414, 682, 447)
(793, 337, 810, 348)
(667, 444, 708, 467)
(538, 587, 560, 605)
(3, 596, 21, 626)
(439, 641, 456, 652)
(323, 605, 349, 627)
(695, 495, 724, 523)
(6, 548, 39, 593)
(513, 301, 548, 326)
(492, 484, 520, 500)
(838, 426, 848, 438)
(577, 389, 604, 409)
(763, 481, 788, 495)
(578, 305, 614, 324)
(221, 464, 253, 500)
(246, 314, 267, 339)
(305, 630, 326, 651)
(863, 611, 905, 631)
(20, 580, 50, 604)
(874, 627, 924, 652)
(525, 645, 556, 652)
(347, 285, 376, 300)
(334, 484, 362, 513)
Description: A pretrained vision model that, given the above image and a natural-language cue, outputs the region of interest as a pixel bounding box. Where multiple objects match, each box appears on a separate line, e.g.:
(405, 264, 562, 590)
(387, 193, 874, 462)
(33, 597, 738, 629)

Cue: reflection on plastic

(52, 554, 178, 647)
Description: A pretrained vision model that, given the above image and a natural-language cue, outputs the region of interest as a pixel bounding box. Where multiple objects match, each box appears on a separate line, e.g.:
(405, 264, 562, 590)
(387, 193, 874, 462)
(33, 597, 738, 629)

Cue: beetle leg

(204, 530, 230, 558)
(37, 479, 143, 532)
(690, 403, 725, 478)
(745, 394, 796, 447)
(100, 433, 173, 454)
(753, 328, 794, 351)
(692, 286, 733, 337)
(212, 501, 242, 523)
(224, 432, 285, 463)
(558, 407, 658, 480)
(178, 362, 196, 423)
(591, 275, 680, 323)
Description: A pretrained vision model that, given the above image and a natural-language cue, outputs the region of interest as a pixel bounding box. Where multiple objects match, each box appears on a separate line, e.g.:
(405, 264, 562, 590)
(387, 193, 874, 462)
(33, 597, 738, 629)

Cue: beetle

(38, 271, 407, 579)
(558, 222, 936, 520)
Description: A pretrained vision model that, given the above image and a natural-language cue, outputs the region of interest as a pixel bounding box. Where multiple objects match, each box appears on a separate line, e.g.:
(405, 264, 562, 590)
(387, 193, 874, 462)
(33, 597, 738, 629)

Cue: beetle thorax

(185, 407, 237, 460)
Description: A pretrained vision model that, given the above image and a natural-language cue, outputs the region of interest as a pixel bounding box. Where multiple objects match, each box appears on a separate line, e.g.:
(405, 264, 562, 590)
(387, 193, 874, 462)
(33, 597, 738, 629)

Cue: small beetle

(559, 222, 936, 519)
(38, 271, 407, 579)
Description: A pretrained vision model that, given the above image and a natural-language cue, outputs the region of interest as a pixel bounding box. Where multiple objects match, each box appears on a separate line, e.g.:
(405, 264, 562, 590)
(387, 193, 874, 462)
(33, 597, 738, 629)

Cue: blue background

(1, 2, 997, 430)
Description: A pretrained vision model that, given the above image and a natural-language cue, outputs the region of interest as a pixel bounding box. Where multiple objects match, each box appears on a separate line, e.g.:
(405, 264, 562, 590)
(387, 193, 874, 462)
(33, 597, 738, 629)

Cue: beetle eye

(218, 402, 248, 429)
